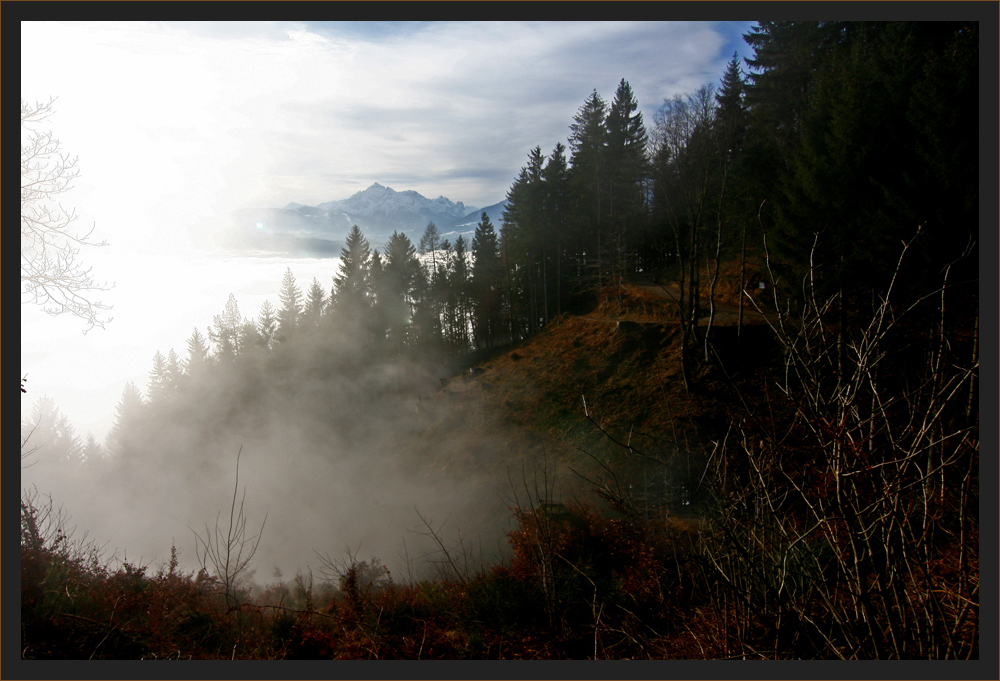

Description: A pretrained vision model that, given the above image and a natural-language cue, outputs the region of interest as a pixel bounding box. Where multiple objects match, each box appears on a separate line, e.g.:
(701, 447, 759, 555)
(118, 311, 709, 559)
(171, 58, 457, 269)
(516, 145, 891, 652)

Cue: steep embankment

(420, 280, 779, 506)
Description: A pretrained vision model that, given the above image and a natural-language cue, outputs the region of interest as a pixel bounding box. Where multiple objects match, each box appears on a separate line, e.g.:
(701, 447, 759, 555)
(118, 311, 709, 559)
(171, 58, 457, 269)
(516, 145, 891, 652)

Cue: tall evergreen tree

(716, 52, 748, 161)
(277, 267, 302, 341)
(332, 225, 373, 320)
(303, 277, 326, 325)
(604, 79, 650, 284)
(257, 300, 278, 350)
(368, 249, 387, 345)
(164, 349, 183, 396)
(769, 21, 977, 307)
(185, 327, 211, 375)
(543, 142, 573, 316)
(209, 293, 242, 360)
(381, 231, 422, 349)
(105, 382, 145, 456)
(445, 234, 472, 353)
(712, 52, 755, 341)
(82, 432, 104, 464)
(23, 396, 82, 465)
(418, 222, 443, 276)
(569, 89, 609, 285)
(419, 228, 450, 350)
(471, 212, 504, 348)
(147, 351, 168, 403)
(239, 317, 260, 353)
(605, 79, 649, 218)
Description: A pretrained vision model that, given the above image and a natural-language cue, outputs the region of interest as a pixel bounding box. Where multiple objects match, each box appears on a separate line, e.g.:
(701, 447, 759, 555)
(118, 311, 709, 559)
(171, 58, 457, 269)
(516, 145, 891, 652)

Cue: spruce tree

(543, 142, 572, 315)
(147, 351, 168, 403)
(239, 317, 260, 352)
(185, 327, 211, 375)
(332, 225, 372, 319)
(568, 89, 609, 286)
(503, 148, 548, 334)
(277, 267, 302, 341)
(106, 382, 145, 456)
(82, 432, 104, 464)
(606, 79, 649, 214)
(418, 222, 442, 276)
(368, 249, 387, 346)
(381, 231, 422, 349)
(304, 277, 326, 324)
(257, 300, 278, 349)
(471, 212, 503, 348)
(24, 397, 81, 465)
(605, 79, 649, 283)
(209, 293, 242, 360)
(447, 234, 471, 353)
(716, 52, 748, 161)
(164, 349, 183, 396)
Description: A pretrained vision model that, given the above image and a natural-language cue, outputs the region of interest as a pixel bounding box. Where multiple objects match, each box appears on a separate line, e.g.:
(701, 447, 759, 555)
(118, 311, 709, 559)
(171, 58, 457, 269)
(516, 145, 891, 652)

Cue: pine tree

(53, 412, 82, 464)
(714, 52, 753, 341)
(503, 148, 547, 335)
(604, 79, 649, 283)
(569, 89, 609, 286)
(239, 317, 260, 352)
(164, 349, 183, 395)
(209, 293, 242, 360)
(543, 142, 572, 316)
(606, 79, 649, 214)
(257, 300, 278, 350)
(82, 432, 104, 464)
(446, 234, 471, 353)
(147, 350, 168, 403)
(418, 222, 442, 276)
(368, 249, 387, 346)
(277, 267, 302, 341)
(716, 52, 748, 162)
(381, 231, 422, 349)
(106, 382, 145, 456)
(771, 21, 977, 306)
(418, 224, 449, 350)
(304, 277, 326, 324)
(185, 327, 211, 375)
(332, 225, 372, 319)
(471, 212, 503, 348)
(23, 397, 81, 465)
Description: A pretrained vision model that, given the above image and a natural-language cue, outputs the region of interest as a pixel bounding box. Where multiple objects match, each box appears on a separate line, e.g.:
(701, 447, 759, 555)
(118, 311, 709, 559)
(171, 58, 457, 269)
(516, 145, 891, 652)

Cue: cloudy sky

(21, 21, 753, 238)
(21, 21, 755, 439)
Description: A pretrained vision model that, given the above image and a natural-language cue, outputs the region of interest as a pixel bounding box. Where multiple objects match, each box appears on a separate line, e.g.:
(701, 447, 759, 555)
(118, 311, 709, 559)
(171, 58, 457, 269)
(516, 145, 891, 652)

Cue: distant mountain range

(222, 183, 508, 256)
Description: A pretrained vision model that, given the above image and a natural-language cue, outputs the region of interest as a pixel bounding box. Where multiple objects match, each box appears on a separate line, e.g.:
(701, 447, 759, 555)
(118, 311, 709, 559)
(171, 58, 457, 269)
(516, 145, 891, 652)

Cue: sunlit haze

(16, 15, 983, 661)
(21, 21, 753, 439)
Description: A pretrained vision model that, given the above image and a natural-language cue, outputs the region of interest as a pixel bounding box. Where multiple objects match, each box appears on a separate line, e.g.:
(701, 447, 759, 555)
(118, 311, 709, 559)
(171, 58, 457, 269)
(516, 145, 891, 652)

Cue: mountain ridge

(224, 183, 508, 255)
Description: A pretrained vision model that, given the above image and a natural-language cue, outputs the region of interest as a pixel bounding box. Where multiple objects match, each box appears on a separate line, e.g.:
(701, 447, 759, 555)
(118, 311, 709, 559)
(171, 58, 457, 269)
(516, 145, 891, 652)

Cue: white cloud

(23, 21, 745, 218)
(20, 20, 752, 438)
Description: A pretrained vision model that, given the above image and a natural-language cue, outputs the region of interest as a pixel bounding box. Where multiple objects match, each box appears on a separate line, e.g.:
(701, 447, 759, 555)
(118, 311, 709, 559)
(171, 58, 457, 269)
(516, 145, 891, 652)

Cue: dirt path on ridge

(575, 276, 770, 327)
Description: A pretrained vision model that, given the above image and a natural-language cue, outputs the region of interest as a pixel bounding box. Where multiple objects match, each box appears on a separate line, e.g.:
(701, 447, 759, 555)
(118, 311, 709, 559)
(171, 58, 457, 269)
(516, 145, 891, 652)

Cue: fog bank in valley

(21, 308, 528, 587)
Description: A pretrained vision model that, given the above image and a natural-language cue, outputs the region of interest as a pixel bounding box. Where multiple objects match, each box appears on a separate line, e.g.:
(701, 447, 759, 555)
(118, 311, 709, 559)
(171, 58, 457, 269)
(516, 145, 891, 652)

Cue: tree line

(27, 20, 978, 462)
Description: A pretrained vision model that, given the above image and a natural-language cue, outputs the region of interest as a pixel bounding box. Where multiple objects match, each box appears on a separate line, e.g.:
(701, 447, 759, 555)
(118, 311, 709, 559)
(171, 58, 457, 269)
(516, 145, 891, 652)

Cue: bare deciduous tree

(21, 97, 112, 332)
(192, 446, 267, 607)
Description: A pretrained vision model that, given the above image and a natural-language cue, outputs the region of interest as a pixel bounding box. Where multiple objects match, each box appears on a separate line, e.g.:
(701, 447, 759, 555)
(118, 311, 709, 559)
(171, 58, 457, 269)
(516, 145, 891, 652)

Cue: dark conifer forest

(20, 22, 979, 660)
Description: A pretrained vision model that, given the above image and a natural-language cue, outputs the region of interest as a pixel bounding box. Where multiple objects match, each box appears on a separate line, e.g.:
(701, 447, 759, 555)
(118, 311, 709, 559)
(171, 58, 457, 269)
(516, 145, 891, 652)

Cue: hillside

(416, 277, 779, 513)
(20, 268, 978, 660)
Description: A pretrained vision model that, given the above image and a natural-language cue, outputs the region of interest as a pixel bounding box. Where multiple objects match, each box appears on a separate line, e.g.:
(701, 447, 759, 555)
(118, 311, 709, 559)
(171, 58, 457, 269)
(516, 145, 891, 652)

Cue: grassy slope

(20, 278, 782, 660)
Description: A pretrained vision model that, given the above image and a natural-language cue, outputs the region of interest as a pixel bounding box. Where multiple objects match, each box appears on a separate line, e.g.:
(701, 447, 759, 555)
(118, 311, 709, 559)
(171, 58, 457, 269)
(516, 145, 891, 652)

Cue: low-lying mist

(21, 315, 529, 590)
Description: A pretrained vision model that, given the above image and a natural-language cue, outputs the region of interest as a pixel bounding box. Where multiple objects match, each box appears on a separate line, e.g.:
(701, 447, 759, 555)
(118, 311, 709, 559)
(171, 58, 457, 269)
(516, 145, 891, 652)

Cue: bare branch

(21, 97, 113, 333)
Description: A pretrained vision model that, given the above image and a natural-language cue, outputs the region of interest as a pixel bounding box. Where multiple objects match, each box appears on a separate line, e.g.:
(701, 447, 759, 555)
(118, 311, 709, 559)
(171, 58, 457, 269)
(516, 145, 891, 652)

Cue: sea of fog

(21, 245, 516, 581)
(21, 248, 343, 443)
